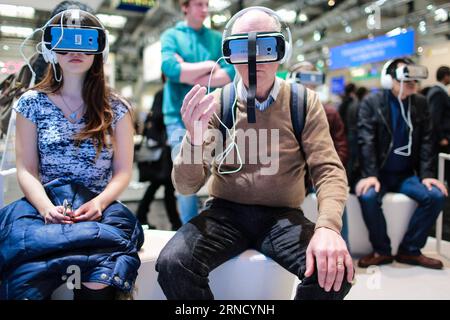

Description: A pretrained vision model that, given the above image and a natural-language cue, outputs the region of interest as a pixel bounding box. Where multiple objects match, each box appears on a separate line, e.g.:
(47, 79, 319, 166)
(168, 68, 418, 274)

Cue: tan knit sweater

(172, 79, 348, 233)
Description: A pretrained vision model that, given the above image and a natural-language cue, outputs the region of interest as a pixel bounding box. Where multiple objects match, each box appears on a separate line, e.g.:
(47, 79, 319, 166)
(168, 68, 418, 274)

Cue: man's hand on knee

(305, 227, 354, 292)
(356, 176, 380, 196)
(422, 178, 448, 196)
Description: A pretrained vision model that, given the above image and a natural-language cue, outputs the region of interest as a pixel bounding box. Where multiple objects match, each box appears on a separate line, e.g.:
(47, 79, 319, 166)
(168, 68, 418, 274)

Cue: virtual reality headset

(293, 70, 326, 86)
(43, 24, 107, 54)
(395, 64, 428, 81)
(222, 32, 286, 65)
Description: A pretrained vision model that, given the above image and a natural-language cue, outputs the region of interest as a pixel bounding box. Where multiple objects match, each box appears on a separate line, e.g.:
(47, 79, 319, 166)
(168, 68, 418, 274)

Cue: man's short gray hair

(232, 8, 282, 34)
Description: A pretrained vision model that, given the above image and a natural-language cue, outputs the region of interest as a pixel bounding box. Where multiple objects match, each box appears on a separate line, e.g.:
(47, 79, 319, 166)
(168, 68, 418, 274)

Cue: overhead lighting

(345, 25, 352, 33)
(367, 14, 377, 29)
(0, 5, 34, 19)
(328, 0, 335, 7)
(97, 14, 127, 28)
(3, 45, 9, 51)
(298, 13, 308, 22)
(386, 27, 407, 37)
(0, 26, 33, 38)
(108, 33, 117, 45)
(211, 14, 227, 25)
(418, 21, 427, 34)
(296, 54, 305, 62)
(427, 5, 434, 11)
(276, 9, 297, 24)
(209, 0, 230, 11)
(417, 46, 424, 54)
(434, 8, 448, 22)
(295, 39, 304, 47)
(313, 30, 321, 42)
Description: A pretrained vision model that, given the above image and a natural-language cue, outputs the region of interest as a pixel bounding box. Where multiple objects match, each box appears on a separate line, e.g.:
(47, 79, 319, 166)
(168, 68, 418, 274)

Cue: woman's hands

(43, 206, 73, 224)
(72, 198, 104, 222)
(43, 198, 104, 224)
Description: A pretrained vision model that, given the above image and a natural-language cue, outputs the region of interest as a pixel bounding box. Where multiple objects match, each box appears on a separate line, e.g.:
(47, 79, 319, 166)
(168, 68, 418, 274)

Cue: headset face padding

(222, 6, 292, 65)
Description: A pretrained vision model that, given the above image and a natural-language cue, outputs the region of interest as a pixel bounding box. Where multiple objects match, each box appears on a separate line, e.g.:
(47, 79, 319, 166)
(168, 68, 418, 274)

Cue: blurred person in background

(427, 66, 450, 185)
(346, 86, 368, 189)
(338, 83, 357, 135)
(136, 76, 182, 231)
(160, 0, 235, 224)
(356, 58, 447, 269)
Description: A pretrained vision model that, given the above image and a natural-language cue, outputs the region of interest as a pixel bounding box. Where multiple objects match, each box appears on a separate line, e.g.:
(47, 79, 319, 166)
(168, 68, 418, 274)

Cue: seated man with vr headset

(156, 7, 353, 300)
(356, 58, 448, 269)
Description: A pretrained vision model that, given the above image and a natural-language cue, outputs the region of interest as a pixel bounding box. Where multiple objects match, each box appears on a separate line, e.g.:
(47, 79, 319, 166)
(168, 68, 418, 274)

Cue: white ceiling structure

(1, 0, 104, 12)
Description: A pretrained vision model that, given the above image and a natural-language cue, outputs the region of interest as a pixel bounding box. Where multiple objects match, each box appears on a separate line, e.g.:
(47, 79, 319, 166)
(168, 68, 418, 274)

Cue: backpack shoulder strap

(289, 82, 307, 146)
(220, 83, 236, 143)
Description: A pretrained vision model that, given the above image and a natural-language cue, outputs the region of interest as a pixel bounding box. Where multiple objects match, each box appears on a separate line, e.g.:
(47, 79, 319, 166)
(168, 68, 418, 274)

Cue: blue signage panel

(329, 29, 415, 70)
(331, 76, 345, 95)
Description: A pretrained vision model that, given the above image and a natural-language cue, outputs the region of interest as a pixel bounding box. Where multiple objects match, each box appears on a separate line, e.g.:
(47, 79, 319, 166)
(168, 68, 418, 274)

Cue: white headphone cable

(394, 78, 413, 157)
(206, 56, 243, 174)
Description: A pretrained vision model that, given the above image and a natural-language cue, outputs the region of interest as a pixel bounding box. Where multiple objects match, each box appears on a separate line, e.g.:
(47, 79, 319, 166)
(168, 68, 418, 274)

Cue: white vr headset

(221, 6, 292, 65)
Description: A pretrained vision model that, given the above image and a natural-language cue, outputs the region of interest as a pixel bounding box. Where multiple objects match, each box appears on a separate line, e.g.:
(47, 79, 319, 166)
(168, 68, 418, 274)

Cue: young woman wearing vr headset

(10, 9, 141, 300)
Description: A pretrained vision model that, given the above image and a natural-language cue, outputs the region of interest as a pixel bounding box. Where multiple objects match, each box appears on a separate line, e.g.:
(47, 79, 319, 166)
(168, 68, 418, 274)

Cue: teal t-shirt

(160, 21, 235, 126)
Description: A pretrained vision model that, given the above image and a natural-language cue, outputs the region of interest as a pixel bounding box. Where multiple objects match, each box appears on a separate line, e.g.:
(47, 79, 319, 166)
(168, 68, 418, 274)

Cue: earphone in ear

(42, 45, 58, 64)
(380, 59, 394, 89)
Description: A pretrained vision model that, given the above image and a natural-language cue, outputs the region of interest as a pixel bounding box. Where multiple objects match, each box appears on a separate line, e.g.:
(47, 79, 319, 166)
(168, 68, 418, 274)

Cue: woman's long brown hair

(33, 11, 114, 158)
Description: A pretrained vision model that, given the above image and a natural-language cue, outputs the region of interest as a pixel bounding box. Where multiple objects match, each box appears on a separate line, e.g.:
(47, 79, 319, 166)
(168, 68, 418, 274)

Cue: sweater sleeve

(302, 90, 348, 233)
(171, 89, 222, 195)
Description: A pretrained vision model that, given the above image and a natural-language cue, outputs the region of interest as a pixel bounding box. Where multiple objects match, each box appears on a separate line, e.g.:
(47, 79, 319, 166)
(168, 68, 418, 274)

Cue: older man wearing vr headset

(156, 7, 353, 300)
(356, 58, 448, 269)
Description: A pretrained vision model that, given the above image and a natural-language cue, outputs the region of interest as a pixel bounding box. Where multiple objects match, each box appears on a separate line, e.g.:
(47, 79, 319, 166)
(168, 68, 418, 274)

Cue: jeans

(165, 122, 199, 224)
(156, 198, 352, 300)
(358, 173, 445, 256)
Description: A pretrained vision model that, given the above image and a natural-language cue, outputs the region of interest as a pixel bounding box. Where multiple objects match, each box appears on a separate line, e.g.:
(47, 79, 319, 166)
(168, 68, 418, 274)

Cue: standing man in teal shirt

(161, 0, 235, 224)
